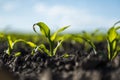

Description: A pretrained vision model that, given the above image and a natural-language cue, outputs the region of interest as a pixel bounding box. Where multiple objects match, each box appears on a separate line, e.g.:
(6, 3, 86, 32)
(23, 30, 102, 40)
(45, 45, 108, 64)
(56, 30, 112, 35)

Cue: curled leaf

(33, 22, 50, 38)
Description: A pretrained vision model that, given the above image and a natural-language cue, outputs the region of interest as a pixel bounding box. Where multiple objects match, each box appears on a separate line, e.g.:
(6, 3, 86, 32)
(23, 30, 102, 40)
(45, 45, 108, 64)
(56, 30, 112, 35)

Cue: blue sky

(0, 0, 120, 33)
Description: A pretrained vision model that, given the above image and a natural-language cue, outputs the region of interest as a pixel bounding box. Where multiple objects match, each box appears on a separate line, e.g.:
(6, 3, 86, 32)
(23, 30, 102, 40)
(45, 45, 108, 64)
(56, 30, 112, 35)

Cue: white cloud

(33, 3, 115, 32)
(0, 2, 119, 33)
(34, 3, 47, 13)
(2, 2, 15, 12)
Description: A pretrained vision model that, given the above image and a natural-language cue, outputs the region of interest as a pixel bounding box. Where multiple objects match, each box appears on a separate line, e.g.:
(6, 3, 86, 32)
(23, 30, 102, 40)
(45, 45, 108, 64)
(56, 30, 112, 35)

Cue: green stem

(48, 38, 54, 56)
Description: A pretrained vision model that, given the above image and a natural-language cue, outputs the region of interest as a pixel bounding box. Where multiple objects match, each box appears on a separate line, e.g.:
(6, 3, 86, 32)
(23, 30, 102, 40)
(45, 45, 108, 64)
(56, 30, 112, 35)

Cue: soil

(0, 40, 120, 80)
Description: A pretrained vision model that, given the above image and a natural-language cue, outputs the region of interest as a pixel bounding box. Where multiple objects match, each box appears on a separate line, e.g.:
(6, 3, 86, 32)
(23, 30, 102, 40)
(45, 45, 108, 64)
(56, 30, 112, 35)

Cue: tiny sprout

(5, 36, 37, 55)
(62, 53, 70, 58)
(71, 34, 97, 55)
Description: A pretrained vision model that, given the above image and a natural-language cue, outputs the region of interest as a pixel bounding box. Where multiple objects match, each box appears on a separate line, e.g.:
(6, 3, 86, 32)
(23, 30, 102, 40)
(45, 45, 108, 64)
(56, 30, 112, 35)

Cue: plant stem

(48, 38, 54, 56)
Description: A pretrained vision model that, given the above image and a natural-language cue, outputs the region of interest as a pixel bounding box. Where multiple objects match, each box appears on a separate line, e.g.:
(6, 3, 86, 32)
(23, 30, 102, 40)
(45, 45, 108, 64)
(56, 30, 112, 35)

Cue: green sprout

(33, 22, 69, 56)
(81, 36, 97, 54)
(59, 33, 97, 54)
(107, 21, 120, 61)
(5, 36, 37, 56)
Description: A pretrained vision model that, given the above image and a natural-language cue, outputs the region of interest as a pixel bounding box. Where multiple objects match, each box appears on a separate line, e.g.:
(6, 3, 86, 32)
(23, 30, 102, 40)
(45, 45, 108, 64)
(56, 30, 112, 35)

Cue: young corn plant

(107, 21, 120, 61)
(71, 34, 97, 54)
(5, 36, 37, 56)
(33, 22, 69, 57)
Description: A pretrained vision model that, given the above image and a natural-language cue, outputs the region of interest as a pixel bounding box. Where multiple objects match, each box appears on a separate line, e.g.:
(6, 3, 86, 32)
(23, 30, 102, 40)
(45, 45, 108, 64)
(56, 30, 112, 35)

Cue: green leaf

(112, 40, 117, 51)
(14, 52, 21, 57)
(13, 39, 36, 48)
(33, 22, 50, 38)
(26, 41, 37, 48)
(82, 37, 97, 54)
(7, 36, 13, 49)
(38, 44, 50, 56)
(107, 40, 111, 60)
(107, 27, 118, 42)
(111, 51, 118, 60)
(53, 40, 63, 56)
(51, 26, 70, 41)
(6, 36, 13, 55)
(62, 53, 70, 58)
(12, 39, 23, 49)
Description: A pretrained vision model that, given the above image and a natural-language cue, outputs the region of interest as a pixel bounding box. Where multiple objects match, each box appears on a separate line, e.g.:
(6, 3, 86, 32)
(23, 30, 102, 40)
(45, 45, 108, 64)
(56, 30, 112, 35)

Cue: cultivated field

(0, 21, 120, 80)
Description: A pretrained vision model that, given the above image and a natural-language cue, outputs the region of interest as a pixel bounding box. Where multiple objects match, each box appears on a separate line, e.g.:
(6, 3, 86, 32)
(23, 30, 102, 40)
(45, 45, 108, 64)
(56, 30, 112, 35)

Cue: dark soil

(0, 40, 120, 80)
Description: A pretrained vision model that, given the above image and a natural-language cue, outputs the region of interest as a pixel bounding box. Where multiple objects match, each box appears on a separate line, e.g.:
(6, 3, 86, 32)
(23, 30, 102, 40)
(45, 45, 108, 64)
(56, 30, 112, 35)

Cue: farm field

(0, 22, 120, 80)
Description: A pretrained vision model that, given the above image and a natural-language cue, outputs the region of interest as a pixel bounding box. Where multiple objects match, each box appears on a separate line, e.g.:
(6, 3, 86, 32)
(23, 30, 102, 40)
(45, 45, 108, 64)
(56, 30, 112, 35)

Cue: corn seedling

(107, 21, 120, 61)
(70, 34, 97, 54)
(33, 22, 69, 56)
(5, 36, 37, 56)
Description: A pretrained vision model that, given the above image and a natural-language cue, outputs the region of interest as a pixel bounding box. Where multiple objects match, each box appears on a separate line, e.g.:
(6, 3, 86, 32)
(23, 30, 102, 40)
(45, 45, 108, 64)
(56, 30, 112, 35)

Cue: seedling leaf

(62, 53, 70, 58)
(107, 27, 118, 42)
(13, 39, 36, 48)
(7, 36, 13, 49)
(33, 22, 50, 38)
(26, 41, 37, 48)
(53, 40, 63, 56)
(14, 52, 21, 57)
(6, 36, 13, 55)
(38, 44, 50, 56)
(71, 35, 97, 54)
(51, 26, 70, 41)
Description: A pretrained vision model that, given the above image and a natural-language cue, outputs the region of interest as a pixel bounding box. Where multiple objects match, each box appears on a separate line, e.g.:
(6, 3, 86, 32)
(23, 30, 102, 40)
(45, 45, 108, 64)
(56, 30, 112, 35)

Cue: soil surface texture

(0, 41, 120, 80)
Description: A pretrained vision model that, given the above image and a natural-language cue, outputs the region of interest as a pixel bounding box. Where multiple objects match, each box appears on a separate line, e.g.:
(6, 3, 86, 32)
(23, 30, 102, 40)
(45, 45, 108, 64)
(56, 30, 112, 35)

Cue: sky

(0, 0, 120, 33)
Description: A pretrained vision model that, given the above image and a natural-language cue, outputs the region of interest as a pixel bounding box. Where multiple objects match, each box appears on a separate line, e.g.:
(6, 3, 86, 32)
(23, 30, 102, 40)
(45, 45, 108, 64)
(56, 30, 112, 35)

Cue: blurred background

(0, 0, 120, 33)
